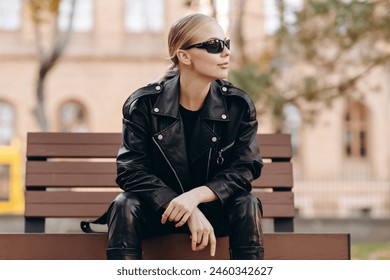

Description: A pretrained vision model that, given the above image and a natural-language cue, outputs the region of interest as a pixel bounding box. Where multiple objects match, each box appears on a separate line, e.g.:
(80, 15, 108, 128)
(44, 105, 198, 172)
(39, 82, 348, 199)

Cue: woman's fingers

(161, 205, 173, 224)
(191, 234, 198, 251)
(209, 231, 217, 257)
(161, 198, 192, 224)
(175, 212, 191, 227)
(195, 231, 209, 251)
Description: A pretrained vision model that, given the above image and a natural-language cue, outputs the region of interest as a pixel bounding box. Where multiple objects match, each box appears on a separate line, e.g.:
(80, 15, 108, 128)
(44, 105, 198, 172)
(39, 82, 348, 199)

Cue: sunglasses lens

(206, 39, 230, 53)
(206, 40, 223, 53)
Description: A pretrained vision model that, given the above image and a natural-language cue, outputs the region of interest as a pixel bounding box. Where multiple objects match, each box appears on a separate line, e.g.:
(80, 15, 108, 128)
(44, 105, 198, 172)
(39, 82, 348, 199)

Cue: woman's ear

(176, 50, 192, 66)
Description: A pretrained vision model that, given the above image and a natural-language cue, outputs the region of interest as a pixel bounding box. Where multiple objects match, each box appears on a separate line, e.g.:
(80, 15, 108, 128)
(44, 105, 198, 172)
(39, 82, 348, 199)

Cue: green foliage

(302, 77, 318, 102)
(230, 64, 269, 99)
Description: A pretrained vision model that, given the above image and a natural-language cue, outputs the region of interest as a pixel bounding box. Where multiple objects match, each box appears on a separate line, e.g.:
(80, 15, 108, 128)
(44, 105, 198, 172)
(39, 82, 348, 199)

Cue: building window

(124, 0, 164, 33)
(283, 103, 301, 156)
(58, 0, 93, 32)
(59, 101, 89, 132)
(344, 101, 368, 158)
(0, 101, 14, 145)
(0, 0, 21, 31)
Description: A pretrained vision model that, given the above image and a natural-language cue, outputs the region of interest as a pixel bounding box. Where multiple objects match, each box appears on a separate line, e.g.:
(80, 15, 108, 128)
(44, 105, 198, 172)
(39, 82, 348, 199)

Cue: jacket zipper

(206, 123, 216, 182)
(152, 137, 185, 193)
(206, 148, 212, 181)
(217, 141, 235, 165)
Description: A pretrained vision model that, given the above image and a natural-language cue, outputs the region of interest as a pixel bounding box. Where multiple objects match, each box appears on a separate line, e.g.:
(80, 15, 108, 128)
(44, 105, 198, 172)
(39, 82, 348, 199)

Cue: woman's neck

(179, 73, 211, 111)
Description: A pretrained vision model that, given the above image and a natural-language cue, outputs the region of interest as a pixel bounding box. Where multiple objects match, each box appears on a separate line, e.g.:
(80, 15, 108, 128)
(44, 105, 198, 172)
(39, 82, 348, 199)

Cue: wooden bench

(0, 132, 350, 260)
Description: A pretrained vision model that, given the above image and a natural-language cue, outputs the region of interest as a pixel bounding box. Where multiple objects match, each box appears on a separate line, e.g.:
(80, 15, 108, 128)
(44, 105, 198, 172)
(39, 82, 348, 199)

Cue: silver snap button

(221, 86, 228, 92)
(212, 137, 217, 143)
(154, 108, 159, 113)
(155, 85, 161, 91)
(221, 114, 227, 119)
(158, 135, 163, 140)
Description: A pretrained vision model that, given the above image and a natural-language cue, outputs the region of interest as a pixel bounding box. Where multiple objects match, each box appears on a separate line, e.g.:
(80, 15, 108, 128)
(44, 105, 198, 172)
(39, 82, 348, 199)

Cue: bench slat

(24, 191, 295, 218)
(27, 132, 121, 144)
(26, 133, 292, 159)
(25, 191, 120, 204)
(256, 134, 292, 159)
(256, 134, 291, 145)
(27, 161, 115, 173)
(26, 174, 116, 187)
(0, 233, 350, 260)
(25, 204, 110, 217)
(27, 144, 119, 158)
(26, 174, 293, 188)
(28, 133, 291, 146)
(25, 191, 293, 204)
(26, 162, 293, 189)
(27, 161, 292, 174)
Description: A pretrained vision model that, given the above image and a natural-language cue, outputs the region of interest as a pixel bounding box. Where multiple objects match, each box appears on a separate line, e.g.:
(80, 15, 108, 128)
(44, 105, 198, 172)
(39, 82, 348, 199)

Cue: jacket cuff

(150, 186, 179, 211)
(205, 181, 231, 205)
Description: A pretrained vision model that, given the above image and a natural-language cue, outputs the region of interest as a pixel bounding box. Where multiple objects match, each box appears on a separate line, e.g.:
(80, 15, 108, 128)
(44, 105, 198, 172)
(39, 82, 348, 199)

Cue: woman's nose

(222, 45, 230, 56)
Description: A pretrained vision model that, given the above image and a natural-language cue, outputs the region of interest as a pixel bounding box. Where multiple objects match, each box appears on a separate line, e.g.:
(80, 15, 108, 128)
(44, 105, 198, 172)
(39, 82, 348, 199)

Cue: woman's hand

(161, 191, 199, 226)
(187, 208, 216, 257)
(161, 186, 218, 227)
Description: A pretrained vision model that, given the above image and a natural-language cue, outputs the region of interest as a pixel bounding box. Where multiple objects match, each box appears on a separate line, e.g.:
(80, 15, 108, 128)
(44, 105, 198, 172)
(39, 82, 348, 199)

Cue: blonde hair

(160, 13, 216, 80)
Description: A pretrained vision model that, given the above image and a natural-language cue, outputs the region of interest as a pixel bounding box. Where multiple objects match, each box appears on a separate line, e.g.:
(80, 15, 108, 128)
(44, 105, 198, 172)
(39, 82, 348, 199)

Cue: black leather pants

(106, 191, 264, 260)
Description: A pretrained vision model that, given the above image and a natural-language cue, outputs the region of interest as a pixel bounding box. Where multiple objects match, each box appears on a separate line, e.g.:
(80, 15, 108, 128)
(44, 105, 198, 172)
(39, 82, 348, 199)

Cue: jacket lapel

(151, 76, 191, 189)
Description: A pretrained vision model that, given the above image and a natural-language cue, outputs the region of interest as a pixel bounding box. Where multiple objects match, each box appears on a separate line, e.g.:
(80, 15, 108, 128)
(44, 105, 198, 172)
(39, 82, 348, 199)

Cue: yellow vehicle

(0, 139, 24, 214)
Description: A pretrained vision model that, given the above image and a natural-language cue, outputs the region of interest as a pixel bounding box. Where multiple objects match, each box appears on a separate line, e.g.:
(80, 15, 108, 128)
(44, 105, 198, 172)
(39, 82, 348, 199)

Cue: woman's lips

(218, 62, 229, 69)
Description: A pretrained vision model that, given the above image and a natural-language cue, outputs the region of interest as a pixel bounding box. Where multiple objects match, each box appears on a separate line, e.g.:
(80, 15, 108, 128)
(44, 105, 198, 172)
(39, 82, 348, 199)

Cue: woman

(107, 13, 264, 260)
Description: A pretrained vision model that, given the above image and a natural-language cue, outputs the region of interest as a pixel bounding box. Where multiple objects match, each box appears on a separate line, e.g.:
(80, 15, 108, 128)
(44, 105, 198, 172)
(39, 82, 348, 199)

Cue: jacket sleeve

(116, 97, 179, 211)
(206, 108, 263, 204)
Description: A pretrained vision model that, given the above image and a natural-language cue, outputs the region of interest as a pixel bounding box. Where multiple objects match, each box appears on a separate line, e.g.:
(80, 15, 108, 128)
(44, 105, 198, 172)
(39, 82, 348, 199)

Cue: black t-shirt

(179, 105, 202, 186)
(179, 104, 201, 141)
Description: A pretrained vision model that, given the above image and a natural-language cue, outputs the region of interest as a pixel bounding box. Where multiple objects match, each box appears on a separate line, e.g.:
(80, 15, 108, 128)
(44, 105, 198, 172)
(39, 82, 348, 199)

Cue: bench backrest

(25, 132, 294, 232)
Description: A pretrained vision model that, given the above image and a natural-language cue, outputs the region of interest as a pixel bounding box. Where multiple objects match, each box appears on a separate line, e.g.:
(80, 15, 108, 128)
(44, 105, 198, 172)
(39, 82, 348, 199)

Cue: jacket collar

(151, 74, 230, 122)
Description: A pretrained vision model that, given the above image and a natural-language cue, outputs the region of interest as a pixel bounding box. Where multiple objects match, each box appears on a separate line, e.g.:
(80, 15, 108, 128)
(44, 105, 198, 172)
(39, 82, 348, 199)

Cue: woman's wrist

(190, 186, 217, 204)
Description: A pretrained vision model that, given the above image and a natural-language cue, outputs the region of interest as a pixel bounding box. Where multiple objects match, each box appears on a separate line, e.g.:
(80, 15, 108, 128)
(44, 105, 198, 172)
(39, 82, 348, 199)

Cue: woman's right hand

(187, 208, 216, 257)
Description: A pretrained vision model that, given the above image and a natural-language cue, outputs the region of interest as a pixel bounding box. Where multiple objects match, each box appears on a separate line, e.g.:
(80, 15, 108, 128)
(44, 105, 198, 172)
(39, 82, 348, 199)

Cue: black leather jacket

(116, 74, 263, 211)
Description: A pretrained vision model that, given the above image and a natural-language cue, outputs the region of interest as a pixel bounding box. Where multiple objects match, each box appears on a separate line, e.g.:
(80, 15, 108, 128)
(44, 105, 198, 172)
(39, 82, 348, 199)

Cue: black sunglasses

(183, 38, 230, 54)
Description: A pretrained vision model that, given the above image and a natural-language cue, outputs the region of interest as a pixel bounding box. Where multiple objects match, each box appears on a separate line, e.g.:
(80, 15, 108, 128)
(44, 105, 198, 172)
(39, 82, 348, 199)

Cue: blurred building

(0, 0, 389, 218)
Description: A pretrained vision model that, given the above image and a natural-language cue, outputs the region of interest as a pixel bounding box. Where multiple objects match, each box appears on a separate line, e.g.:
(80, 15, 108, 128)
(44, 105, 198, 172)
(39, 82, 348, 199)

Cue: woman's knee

(107, 192, 143, 226)
(106, 192, 145, 257)
(227, 192, 264, 251)
(229, 192, 263, 218)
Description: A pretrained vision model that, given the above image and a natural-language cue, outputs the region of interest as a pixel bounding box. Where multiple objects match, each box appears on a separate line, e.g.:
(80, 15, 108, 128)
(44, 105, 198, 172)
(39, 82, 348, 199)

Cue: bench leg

(274, 218, 294, 232)
(25, 217, 45, 233)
